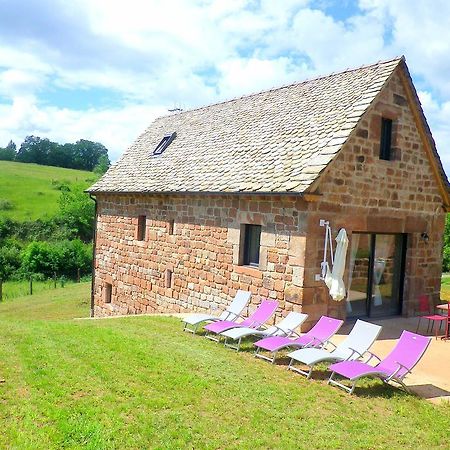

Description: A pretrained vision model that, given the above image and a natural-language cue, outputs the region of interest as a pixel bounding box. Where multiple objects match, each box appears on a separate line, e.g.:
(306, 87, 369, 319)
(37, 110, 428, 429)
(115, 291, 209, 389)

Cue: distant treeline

(0, 136, 110, 173)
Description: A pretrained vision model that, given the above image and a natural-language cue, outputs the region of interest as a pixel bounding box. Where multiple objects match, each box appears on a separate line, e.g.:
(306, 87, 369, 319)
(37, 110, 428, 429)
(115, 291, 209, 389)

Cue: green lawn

(0, 161, 97, 220)
(0, 278, 79, 301)
(441, 273, 450, 301)
(0, 283, 449, 448)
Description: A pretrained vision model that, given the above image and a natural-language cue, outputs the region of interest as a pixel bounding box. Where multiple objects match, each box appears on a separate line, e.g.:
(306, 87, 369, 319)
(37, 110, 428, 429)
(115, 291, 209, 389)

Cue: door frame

(350, 232, 407, 319)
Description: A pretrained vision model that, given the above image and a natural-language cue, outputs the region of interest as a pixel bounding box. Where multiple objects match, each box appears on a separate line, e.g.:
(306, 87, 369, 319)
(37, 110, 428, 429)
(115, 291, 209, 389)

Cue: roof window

(153, 132, 176, 155)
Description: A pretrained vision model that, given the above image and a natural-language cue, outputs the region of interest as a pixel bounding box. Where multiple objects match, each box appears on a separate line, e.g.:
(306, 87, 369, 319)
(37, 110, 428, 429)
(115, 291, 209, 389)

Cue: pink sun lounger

(254, 316, 344, 363)
(328, 330, 432, 394)
(204, 300, 278, 342)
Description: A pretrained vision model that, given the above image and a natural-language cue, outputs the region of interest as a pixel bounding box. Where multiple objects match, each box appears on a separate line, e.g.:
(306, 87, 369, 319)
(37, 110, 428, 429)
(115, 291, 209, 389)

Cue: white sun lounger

(182, 290, 251, 334)
(220, 312, 309, 351)
(286, 319, 382, 379)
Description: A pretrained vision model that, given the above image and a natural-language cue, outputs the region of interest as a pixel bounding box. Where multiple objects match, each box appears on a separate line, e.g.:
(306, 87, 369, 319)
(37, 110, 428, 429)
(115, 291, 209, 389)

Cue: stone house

(87, 56, 449, 327)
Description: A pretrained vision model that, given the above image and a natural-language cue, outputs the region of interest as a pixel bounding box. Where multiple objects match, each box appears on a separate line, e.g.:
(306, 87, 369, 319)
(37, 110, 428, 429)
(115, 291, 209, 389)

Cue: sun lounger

(254, 316, 344, 363)
(204, 299, 279, 342)
(182, 290, 251, 334)
(220, 312, 308, 351)
(287, 319, 382, 378)
(328, 330, 431, 394)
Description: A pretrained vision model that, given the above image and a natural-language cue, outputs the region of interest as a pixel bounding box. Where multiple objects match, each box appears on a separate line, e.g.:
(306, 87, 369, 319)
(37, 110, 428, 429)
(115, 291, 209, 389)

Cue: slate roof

(88, 56, 424, 195)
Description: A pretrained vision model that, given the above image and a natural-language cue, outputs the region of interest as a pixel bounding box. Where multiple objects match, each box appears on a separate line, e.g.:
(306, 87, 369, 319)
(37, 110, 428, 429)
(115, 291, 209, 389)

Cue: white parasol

(326, 228, 349, 301)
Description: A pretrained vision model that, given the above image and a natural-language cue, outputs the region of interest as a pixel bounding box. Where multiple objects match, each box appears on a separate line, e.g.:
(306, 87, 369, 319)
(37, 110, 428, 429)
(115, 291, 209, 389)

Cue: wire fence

(0, 270, 86, 301)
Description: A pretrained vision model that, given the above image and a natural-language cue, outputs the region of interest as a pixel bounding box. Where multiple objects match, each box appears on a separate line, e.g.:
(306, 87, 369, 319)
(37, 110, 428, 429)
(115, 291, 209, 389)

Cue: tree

(0, 140, 17, 161)
(443, 214, 450, 272)
(16, 136, 57, 165)
(14, 136, 110, 171)
(93, 154, 110, 174)
(72, 139, 109, 171)
(57, 185, 95, 242)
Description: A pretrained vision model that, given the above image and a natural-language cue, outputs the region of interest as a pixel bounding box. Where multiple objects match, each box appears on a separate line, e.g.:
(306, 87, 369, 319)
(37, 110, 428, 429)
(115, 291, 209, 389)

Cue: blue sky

(0, 0, 449, 177)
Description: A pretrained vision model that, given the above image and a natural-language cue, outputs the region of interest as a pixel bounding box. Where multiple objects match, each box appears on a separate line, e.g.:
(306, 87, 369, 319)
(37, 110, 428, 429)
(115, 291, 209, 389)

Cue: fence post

(77, 268, 80, 283)
(54, 272, 57, 289)
(0, 278, 2, 301)
(29, 276, 33, 295)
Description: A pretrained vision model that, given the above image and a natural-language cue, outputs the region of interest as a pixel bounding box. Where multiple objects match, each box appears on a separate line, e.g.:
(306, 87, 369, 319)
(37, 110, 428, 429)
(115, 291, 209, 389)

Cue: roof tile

(88, 57, 404, 194)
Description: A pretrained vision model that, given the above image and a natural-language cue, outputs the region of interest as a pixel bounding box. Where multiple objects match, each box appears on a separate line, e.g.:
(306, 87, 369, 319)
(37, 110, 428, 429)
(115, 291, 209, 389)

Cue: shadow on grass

(179, 329, 446, 400)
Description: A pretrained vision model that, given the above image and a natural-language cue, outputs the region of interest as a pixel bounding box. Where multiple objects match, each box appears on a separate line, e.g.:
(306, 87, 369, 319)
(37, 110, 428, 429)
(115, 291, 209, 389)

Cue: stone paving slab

(336, 317, 450, 403)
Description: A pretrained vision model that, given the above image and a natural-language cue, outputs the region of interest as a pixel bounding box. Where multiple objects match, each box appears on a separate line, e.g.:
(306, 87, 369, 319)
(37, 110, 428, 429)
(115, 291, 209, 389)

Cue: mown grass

(0, 283, 449, 449)
(0, 161, 97, 220)
(0, 278, 80, 301)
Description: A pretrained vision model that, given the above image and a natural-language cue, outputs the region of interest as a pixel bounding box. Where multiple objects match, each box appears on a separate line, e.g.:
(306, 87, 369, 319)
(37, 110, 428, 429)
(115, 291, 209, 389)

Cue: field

(0, 283, 449, 449)
(0, 278, 80, 301)
(0, 161, 97, 220)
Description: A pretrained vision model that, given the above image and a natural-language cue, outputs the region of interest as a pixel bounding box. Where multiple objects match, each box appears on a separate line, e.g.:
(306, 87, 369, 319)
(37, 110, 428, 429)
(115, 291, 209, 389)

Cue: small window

(104, 282, 112, 304)
(379, 118, 392, 161)
(153, 132, 176, 155)
(242, 224, 261, 267)
(165, 269, 173, 288)
(137, 215, 146, 241)
(167, 219, 175, 235)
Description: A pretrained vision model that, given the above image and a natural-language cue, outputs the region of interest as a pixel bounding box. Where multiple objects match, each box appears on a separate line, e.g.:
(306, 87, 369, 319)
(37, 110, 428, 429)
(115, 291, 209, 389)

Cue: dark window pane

(153, 132, 176, 155)
(137, 215, 146, 240)
(104, 283, 112, 304)
(243, 225, 261, 266)
(379, 118, 392, 161)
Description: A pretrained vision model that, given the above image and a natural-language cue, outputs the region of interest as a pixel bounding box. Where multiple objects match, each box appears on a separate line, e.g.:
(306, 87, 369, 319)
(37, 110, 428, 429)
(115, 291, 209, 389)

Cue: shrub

(57, 185, 95, 242)
(443, 214, 450, 273)
(0, 199, 13, 210)
(0, 240, 22, 279)
(20, 240, 92, 279)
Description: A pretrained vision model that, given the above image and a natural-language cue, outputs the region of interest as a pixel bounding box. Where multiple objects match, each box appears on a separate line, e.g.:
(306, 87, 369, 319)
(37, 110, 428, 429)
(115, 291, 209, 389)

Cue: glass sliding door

(346, 233, 406, 319)
(346, 234, 372, 318)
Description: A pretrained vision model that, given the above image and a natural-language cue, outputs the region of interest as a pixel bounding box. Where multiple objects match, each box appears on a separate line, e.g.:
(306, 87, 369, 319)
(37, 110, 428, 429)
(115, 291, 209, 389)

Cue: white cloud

(217, 57, 304, 99)
(0, 0, 448, 177)
(419, 91, 450, 174)
(0, 96, 166, 160)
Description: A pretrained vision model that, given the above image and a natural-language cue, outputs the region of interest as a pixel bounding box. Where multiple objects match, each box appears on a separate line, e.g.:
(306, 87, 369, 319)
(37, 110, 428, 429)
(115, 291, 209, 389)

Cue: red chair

(415, 294, 447, 339)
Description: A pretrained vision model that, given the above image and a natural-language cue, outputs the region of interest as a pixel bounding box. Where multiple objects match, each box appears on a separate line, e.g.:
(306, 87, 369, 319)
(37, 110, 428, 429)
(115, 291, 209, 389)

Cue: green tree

(72, 139, 109, 171)
(57, 185, 95, 242)
(20, 239, 91, 278)
(0, 240, 22, 280)
(16, 136, 58, 165)
(0, 140, 17, 161)
(93, 154, 110, 174)
(443, 214, 450, 272)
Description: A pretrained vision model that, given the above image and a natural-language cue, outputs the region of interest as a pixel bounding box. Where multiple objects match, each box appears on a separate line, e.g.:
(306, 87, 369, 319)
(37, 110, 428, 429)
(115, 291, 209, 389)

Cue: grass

(0, 161, 97, 221)
(441, 273, 450, 300)
(0, 278, 78, 301)
(0, 283, 449, 449)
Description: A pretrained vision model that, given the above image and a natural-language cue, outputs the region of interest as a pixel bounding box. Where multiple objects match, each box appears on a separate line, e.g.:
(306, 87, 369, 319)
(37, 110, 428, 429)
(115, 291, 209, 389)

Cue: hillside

(0, 161, 98, 221)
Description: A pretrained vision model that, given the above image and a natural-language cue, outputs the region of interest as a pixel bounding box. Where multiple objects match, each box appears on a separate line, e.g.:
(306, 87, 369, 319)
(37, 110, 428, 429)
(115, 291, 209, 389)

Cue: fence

(0, 269, 84, 301)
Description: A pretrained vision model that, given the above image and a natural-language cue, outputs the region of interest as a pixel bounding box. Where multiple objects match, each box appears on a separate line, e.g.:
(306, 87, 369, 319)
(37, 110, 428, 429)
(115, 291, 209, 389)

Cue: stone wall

(304, 67, 446, 318)
(92, 66, 447, 324)
(93, 194, 310, 320)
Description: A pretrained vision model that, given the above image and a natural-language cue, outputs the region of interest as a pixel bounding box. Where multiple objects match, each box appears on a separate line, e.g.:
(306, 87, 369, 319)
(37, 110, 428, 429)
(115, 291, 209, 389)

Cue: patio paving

(336, 316, 450, 403)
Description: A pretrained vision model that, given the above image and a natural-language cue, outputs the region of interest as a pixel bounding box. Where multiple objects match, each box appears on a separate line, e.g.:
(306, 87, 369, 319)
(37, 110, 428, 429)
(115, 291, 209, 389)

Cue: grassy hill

(0, 161, 98, 221)
(0, 283, 449, 448)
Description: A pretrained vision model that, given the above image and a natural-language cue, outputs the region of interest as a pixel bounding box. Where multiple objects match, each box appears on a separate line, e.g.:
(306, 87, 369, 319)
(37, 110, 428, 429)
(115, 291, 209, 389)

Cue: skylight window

(153, 132, 176, 155)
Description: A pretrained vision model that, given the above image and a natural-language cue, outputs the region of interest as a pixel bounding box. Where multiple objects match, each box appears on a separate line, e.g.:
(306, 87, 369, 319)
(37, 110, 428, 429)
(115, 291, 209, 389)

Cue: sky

(0, 0, 449, 177)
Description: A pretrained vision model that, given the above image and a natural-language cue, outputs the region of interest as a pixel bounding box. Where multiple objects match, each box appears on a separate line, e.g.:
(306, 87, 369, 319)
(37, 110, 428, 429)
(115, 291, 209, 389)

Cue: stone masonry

(93, 194, 309, 321)
(92, 64, 448, 326)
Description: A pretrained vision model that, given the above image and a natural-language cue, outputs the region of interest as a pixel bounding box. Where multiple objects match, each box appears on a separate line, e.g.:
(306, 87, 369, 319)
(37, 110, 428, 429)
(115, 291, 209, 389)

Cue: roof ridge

(154, 56, 404, 121)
